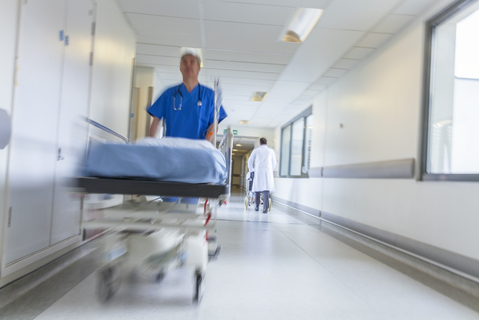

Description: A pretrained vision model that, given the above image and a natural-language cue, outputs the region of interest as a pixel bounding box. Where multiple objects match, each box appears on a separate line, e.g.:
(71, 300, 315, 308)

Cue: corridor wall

(0, 0, 135, 287)
(273, 0, 478, 274)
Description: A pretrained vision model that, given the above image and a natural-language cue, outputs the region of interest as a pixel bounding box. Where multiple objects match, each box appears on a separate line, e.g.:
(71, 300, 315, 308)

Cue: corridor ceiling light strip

(280, 8, 324, 43)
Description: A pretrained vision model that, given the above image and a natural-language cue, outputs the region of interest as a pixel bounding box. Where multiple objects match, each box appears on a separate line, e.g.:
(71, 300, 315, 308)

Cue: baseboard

(271, 197, 479, 311)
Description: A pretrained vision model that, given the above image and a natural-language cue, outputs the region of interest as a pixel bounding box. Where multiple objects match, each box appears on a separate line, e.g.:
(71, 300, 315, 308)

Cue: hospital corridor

(0, 0, 478, 319)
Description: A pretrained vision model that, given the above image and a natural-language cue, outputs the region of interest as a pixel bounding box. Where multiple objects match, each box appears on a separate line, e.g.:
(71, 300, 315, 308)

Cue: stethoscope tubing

(173, 84, 202, 110)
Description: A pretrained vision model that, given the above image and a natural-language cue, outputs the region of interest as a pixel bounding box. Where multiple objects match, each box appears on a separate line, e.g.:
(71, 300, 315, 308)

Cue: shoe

(263, 209, 268, 213)
(255, 207, 259, 211)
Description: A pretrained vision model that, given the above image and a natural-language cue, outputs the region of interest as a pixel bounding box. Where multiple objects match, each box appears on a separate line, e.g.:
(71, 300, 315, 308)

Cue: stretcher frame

(77, 92, 233, 303)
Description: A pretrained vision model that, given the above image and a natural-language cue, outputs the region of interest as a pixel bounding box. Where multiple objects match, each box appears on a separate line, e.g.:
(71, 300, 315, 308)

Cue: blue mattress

(83, 138, 227, 184)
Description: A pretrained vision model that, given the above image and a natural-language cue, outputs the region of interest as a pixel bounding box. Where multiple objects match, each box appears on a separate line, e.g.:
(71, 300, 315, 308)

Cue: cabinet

(5, 0, 94, 264)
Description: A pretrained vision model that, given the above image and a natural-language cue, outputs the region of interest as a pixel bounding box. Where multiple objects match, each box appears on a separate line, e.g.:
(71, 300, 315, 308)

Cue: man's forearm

(205, 122, 218, 142)
(149, 117, 161, 137)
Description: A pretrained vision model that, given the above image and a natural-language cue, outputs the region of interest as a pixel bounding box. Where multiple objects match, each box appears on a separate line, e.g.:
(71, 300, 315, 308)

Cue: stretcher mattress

(83, 137, 227, 184)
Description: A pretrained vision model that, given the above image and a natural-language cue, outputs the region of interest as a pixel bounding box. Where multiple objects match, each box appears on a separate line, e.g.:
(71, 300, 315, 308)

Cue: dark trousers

(255, 191, 270, 212)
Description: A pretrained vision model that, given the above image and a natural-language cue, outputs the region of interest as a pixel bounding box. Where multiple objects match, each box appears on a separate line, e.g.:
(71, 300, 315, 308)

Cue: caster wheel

(97, 267, 120, 303)
(155, 272, 165, 283)
(193, 271, 205, 303)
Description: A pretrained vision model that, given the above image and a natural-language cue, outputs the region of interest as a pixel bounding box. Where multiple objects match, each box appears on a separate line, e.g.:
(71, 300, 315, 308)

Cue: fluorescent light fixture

(236, 144, 242, 146)
(180, 47, 204, 67)
(251, 92, 268, 101)
(233, 149, 239, 151)
(280, 8, 324, 43)
(239, 120, 249, 125)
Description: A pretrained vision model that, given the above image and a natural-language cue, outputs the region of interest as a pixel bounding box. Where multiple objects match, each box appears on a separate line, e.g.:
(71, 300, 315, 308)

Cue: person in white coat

(248, 138, 276, 213)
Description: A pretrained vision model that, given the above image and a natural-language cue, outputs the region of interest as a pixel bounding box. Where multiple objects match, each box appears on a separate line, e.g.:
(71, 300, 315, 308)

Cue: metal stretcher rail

(77, 177, 228, 198)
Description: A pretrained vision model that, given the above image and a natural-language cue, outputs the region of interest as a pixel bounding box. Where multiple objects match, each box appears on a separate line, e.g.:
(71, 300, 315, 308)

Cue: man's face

(180, 54, 200, 79)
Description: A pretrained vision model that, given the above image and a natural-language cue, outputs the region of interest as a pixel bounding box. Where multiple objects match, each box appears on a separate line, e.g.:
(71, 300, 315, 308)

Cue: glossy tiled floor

(6, 191, 479, 319)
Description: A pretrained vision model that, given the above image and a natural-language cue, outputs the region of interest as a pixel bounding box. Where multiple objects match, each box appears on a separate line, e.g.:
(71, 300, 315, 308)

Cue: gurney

(76, 127, 233, 303)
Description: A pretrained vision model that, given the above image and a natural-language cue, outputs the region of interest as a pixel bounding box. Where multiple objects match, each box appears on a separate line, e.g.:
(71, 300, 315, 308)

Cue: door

(6, 0, 66, 264)
(50, 0, 94, 244)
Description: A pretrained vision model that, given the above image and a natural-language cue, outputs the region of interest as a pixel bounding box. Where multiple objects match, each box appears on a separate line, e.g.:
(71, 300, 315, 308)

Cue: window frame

(421, 0, 479, 182)
(279, 106, 312, 178)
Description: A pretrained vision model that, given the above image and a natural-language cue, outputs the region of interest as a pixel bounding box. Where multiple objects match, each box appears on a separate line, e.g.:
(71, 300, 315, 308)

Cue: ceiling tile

(217, 0, 329, 8)
(205, 60, 284, 73)
(373, 14, 416, 34)
(278, 28, 364, 82)
(316, 0, 401, 31)
(393, 0, 438, 15)
(136, 33, 202, 48)
(332, 58, 361, 69)
(118, 0, 200, 19)
(316, 76, 338, 85)
(136, 43, 181, 57)
(357, 32, 393, 48)
(323, 68, 348, 78)
(203, 1, 292, 26)
(263, 81, 310, 104)
(206, 69, 280, 80)
(219, 78, 276, 87)
(308, 83, 327, 91)
(206, 49, 292, 64)
(127, 13, 200, 34)
(136, 55, 180, 66)
(343, 47, 376, 60)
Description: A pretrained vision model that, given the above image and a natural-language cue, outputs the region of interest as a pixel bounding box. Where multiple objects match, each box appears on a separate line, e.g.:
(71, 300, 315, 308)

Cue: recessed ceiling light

(239, 120, 249, 125)
(233, 149, 239, 151)
(280, 8, 324, 43)
(236, 144, 242, 146)
(251, 92, 268, 101)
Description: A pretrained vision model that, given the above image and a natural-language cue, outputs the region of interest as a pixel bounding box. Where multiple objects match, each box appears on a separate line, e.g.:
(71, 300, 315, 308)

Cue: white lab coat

(248, 145, 276, 193)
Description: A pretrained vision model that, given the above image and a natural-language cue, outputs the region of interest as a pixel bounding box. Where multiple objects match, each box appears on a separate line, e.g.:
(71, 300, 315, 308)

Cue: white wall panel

(89, 0, 136, 138)
(51, 0, 93, 245)
(0, 0, 20, 271)
(6, 0, 66, 264)
(273, 0, 478, 260)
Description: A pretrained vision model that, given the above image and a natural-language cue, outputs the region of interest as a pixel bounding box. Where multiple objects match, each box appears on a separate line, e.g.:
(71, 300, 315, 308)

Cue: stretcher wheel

(269, 198, 272, 211)
(244, 197, 248, 210)
(193, 271, 205, 303)
(97, 267, 121, 303)
(155, 272, 165, 283)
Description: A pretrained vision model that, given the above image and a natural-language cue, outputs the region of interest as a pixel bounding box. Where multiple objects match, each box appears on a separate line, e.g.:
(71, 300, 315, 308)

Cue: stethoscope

(173, 84, 202, 110)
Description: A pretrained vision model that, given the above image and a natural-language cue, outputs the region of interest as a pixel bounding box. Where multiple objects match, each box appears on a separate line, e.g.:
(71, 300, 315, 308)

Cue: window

(280, 107, 313, 177)
(423, 0, 479, 181)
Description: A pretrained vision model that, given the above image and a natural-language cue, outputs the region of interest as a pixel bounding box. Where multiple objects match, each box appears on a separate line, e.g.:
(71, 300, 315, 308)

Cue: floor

(1, 190, 477, 320)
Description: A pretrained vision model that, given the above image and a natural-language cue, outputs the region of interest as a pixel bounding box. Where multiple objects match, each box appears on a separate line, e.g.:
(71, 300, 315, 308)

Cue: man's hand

(205, 122, 218, 143)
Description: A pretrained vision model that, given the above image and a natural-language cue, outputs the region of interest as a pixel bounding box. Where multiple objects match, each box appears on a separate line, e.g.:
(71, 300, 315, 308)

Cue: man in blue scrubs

(147, 52, 227, 142)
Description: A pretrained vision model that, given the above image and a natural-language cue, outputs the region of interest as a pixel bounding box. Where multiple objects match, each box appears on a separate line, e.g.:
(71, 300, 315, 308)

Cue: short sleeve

(147, 90, 167, 120)
(209, 105, 228, 126)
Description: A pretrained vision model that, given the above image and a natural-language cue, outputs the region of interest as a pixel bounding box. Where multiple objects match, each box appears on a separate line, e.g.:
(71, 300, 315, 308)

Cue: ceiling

(118, 0, 438, 129)
(216, 136, 257, 156)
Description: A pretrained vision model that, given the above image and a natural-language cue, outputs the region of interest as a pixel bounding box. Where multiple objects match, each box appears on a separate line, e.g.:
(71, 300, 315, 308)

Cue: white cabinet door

(6, 0, 65, 264)
(50, 0, 94, 244)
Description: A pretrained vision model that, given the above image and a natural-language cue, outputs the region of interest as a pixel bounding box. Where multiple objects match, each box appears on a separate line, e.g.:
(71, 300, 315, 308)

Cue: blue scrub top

(147, 83, 227, 140)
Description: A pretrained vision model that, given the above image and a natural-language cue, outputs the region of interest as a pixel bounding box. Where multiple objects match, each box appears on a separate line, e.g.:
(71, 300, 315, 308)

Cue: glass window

(290, 118, 305, 176)
(303, 115, 313, 173)
(424, 0, 479, 181)
(280, 125, 291, 176)
(279, 107, 312, 178)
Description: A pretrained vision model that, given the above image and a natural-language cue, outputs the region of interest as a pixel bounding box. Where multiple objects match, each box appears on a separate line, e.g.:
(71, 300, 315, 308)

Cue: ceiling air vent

(251, 92, 268, 101)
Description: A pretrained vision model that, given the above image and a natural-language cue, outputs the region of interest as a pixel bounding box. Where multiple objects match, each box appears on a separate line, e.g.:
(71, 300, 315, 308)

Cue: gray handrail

(85, 117, 129, 142)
